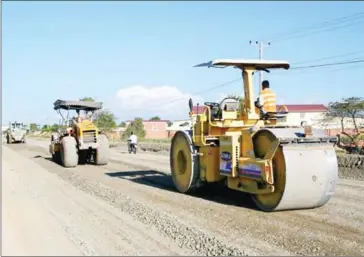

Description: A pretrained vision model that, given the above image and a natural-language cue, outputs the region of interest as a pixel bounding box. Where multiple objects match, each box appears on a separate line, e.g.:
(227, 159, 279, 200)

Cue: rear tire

(52, 151, 61, 164)
(60, 136, 78, 168)
(7, 135, 12, 144)
(170, 131, 200, 193)
(95, 134, 109, 165)
(78, 150, 88, 165)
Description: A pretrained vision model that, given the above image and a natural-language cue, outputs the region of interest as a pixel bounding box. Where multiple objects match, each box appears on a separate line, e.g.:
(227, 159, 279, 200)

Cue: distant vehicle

(6, 122, 28, 144)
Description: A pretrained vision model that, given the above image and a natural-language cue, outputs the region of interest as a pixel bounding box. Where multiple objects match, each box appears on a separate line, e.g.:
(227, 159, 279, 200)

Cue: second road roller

(170, 59, 338, 212)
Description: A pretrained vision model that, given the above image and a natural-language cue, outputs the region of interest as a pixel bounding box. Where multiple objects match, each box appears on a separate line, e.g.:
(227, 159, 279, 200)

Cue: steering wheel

(204, 102, 220, 108)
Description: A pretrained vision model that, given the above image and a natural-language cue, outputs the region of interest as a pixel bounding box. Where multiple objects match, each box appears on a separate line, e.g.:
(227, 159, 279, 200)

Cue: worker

(257, 80, 277, 113)
(128, 131, 138, 145)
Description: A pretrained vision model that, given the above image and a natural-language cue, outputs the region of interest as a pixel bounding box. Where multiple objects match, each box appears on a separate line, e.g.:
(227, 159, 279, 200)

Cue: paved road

(2, 138, 364, 256)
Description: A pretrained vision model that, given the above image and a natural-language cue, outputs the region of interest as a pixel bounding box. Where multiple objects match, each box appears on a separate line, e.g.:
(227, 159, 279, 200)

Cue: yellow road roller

(49, 100, 109, 168)
(170, 59, 338, 212)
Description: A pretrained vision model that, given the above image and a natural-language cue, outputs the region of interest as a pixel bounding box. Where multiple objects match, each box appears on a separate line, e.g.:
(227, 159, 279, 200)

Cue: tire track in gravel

(3, 146, 191, 256)
(12, 143, 364, 256)
(11, 144, 252, 256)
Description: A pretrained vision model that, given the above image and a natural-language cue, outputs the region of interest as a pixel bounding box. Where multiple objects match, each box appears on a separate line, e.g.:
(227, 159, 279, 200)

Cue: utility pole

(249, 41, 271, 93)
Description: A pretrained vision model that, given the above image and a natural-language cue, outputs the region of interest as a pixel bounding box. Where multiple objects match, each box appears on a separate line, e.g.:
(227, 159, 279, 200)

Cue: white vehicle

(6, 122, 28, 144)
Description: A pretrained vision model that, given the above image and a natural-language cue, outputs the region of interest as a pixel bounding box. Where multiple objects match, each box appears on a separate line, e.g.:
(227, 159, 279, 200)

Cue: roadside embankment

(336, 153, 364, 180)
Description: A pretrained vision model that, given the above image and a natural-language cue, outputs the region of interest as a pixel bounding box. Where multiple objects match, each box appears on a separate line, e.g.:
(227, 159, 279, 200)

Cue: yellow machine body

(74, 119, 99, 149)
(170, 59, 339, 212)
(50, 118, 99, 155)
(192, 108, 277, 195)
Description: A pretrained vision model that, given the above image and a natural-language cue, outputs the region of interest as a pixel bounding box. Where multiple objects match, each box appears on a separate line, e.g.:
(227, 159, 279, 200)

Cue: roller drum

(252, 128, 338, 212)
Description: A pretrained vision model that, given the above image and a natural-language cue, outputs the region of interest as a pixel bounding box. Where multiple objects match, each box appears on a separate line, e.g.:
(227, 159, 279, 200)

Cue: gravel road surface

(2, 138, 364, 256)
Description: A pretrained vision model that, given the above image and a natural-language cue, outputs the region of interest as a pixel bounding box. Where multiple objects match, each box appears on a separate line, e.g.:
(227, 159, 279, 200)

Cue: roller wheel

(251, 129, 286, 212)
(95, 134, 109, 165)
(170, 131, 199, 193)
(60, 136, 78, 168)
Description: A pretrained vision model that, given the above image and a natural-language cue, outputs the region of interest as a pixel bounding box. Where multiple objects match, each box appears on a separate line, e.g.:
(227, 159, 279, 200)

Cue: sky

(2, 1, 364, 125)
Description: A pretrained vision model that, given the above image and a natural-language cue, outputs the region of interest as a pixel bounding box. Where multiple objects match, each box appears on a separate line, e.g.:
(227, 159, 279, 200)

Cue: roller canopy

(53, 100, 103, 111)
(194, 59, 290, 70)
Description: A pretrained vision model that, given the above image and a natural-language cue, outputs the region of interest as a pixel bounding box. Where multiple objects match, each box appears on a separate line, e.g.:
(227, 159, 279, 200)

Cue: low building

(125, 120, 169, 139)
(276, 104, 364, 135)
(276, 104, 328, 128)
(105, 127, 126, 141)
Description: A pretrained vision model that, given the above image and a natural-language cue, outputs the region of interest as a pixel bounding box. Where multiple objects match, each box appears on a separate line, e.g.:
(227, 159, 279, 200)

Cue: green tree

(343, 97, 364, 133)
(324, 97, 364, 149)
(94, 110, 117, 132)
(50, 123, 60, 132)
(41, 124, 59, 132)
(78, 96, 116, 132)
(29, 123, 40, 131)
(324, 101, 348, 132)
(122, 117, 146, 139)
(80, 97, 95, 102)
(167, 121, 173, 127)
(150, 116, 161, 121)
(41, 125, 50, 132)
(119, 121, 126, 127)
(325, 97, 364, 133)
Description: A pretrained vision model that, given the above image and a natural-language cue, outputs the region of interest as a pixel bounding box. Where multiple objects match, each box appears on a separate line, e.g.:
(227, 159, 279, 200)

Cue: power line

(265, 11, 364, 40)
(270, 62, 364, 77)
(263, 11, 364, 42)
(291, 50, 364, 65)
(291, 58, 364, 70)
(270, 57, 364, 75)
(271, 20, 364, 43)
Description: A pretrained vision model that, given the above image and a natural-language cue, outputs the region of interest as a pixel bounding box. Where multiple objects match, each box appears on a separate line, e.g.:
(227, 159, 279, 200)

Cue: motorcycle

(127, 139, 137, 154)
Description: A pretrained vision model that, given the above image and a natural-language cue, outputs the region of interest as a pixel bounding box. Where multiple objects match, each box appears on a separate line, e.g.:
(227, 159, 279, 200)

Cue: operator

(128, 132, 138, 145)
(256, 80, 277, 113)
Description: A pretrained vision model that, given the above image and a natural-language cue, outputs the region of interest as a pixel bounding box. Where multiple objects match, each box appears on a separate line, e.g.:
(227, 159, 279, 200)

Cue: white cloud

(112, 85, 203, 121)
